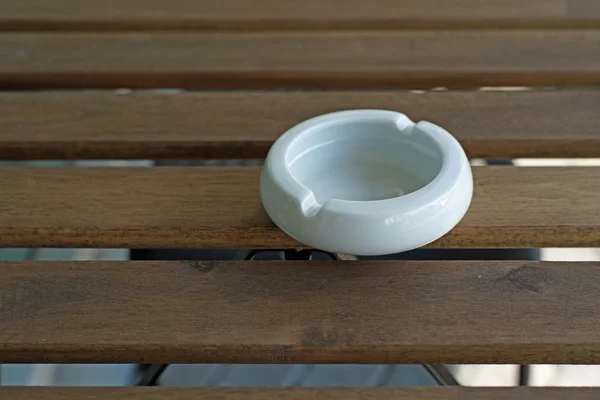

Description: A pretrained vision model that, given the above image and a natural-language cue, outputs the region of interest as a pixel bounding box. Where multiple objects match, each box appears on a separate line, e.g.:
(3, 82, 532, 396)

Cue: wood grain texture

(1, 31, 600, 89)
(2, 260, 600, 363)
(3, 388, 600, 400)
(1, 91, 599, 160)
(1, 0, 599, 31)
(0, 167, 598, 249)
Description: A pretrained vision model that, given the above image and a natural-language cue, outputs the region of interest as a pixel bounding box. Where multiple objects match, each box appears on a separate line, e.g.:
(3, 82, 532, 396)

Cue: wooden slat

(2, 260, 600, 363)
(0, 167, 598, 249)
(2, 0, 600, 31)
(2, 388, 600, 400)
(1, 91, 599, 160)
(1, 31, 600, 89)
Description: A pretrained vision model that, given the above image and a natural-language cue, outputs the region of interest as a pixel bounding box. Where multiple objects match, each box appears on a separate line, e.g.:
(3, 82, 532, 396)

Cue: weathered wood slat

(2, 0, 599, 31)
(1, 31, 600, 89)
(1, 91, 599, 160)
(1, 260, 600, 363)
(3, 387, 600, 400)
(0, 167, 598, 249)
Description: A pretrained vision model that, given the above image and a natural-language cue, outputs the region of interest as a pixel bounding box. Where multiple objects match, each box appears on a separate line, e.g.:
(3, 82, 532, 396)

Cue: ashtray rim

(265, 109, 464, 218)
(260, 109, 473, 256)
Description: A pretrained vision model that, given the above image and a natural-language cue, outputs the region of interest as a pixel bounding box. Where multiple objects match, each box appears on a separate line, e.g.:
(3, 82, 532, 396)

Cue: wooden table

(1, 0, 600, 398)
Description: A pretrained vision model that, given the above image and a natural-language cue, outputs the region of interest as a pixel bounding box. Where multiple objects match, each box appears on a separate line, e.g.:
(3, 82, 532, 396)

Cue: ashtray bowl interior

(286, 119, 443, 205)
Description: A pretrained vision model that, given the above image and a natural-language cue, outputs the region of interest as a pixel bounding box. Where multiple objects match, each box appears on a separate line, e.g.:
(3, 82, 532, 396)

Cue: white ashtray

(260, 110, 473, 256)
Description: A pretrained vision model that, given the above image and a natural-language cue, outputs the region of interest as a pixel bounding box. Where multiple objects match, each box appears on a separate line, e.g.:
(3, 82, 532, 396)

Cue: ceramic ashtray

(260, 110, 473, 256)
